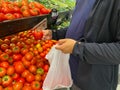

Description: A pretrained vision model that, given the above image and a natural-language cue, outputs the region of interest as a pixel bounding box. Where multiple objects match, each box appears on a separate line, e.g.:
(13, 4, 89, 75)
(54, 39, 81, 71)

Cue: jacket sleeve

(52, 27, 68, 40)
(72, 41, 120, 65)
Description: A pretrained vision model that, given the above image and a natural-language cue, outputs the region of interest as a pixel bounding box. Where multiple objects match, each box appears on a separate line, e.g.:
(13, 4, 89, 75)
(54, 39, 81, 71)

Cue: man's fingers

(57, 39, 66, 45)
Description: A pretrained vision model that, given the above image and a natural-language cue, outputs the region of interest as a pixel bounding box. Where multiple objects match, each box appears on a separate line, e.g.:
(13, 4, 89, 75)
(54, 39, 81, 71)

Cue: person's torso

(70, 0, 120, 90)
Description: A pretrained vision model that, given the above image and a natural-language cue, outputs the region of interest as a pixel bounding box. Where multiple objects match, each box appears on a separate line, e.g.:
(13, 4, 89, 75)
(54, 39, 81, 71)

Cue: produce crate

(0, 14, 50, 38)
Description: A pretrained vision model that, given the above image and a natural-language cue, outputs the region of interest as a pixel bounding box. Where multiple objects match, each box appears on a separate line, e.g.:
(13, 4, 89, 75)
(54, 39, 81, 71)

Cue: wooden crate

(0, 14, 50, 38)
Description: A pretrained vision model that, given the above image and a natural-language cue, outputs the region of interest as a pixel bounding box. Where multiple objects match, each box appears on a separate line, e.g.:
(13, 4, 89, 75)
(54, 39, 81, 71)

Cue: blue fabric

(66, 0, 96, 40)
(65, 0, 96, 84)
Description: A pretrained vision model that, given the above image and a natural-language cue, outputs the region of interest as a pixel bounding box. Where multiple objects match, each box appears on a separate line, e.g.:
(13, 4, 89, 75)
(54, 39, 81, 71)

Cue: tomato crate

(0, 14, 50, 38)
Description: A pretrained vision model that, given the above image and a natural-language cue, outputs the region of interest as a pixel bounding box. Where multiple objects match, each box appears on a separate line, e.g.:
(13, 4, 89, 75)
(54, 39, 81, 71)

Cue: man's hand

(55, 39, 77, 54)
(42, 30, 52, 40)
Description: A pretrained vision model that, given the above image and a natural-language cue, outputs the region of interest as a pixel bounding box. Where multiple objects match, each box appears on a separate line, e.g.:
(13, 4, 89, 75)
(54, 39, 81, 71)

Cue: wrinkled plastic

(42, 45, 73, 90)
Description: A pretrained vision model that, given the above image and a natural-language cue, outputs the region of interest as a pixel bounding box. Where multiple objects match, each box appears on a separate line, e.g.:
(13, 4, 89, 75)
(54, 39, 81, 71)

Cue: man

(42, 0, 120, 90)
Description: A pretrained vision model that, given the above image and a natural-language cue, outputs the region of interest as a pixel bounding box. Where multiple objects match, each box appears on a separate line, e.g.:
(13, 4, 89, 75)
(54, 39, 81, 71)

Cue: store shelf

(0, 14, 50, 38)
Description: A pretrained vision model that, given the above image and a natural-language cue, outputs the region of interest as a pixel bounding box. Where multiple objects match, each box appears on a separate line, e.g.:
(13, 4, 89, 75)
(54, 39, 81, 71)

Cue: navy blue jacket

(52, 0, 120, 90)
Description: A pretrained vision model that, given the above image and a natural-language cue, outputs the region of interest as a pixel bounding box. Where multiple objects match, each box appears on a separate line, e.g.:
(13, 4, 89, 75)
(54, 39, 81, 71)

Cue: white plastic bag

(42, 45, 73, 90)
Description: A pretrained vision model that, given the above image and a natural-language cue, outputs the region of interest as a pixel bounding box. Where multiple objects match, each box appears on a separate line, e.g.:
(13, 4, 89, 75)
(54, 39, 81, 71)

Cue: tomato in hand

(33, 30, 43, 40)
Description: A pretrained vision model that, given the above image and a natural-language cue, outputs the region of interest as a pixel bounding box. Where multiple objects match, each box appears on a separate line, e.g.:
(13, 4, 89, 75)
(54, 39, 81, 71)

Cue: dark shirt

(65, 0, 96, 85)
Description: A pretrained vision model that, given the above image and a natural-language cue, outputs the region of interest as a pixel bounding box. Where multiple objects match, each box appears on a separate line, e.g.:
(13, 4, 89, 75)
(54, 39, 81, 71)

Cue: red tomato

(0, 53, 9, 61)
(35, 74, 42, 81)
(4, 86, 13, 90)
(17, 77, 25, 84)
(22, 85, 32, 90)
(30, 57, 37, 65)
(1, 7, 11, 14)
(13, 6, 21, 13)
(21, 70, 30, 78)
(29, 65, 37, 74)
(22, 57, 31, 68)
(1, 44, 9, 51)
(40, 52, 46, 58)
(14, 62, 25, 73)
(43, 64, 49, 72)
(28, 2, 35, 9)
(4, 13, 15, 20)
(8, 57, 14, 65)
(33, 30, 43, 40)
(0, 78, 2, 85)
(0, 62, 9, 69)
(14, 13, 22, 18)
(33, 1, 44, 9)
(29, 8, 39, 16)
(24, 52, 33, 61)
(41, 72, 47, 81)
(0, 13, 5, 22)
(13, 82, 23, 90)
(3, 38, 10, 45)
(12, 46, 20, 54)
(12, 54, 22, 61)
(40, 8, 49, 14)
(12, 73, 20, 80)
(0, 39, 3, 45)
(0, 67, 6, 77)
(31, 81, 41, 90)
(36, 61, 44, 68)
(26, 74, 35, 83)
(22, 10, 31, 17)
(10, 37, 18, 44)
(5, 49, 12, 55)
(0, 86, 3, 90)
(21, 48, 28, 55)
(2, 75, 12, 87)
(7, 66, 15, 75)
(13, 1, 22, 8)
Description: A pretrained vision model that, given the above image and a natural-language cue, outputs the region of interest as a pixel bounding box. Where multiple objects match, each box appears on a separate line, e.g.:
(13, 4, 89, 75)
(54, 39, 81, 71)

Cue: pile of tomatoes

(0, 29, 57, 90)
(0, 0, 51, 22)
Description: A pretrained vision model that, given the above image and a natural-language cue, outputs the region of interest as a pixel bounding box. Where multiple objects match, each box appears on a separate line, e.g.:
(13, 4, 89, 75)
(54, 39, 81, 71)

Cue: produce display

(0, 29, 57, 90)
(39, 0, 75, 12)
(0, 0, 51, 22)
